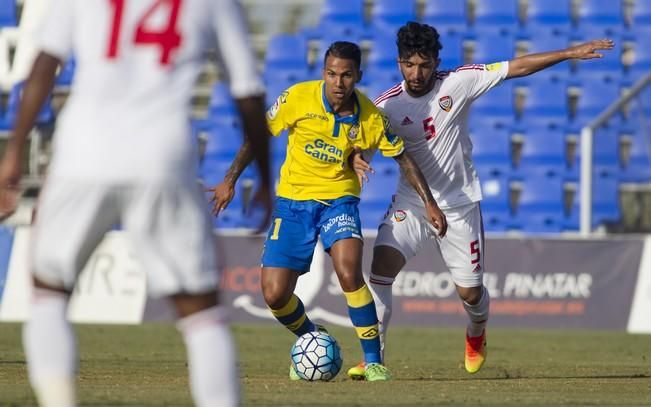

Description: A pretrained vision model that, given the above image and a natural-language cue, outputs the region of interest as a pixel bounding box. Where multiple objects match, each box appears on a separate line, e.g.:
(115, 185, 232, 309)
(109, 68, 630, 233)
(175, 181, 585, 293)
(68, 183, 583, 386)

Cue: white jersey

(374, 62, 508, 209)
(37, 0, 264, 182)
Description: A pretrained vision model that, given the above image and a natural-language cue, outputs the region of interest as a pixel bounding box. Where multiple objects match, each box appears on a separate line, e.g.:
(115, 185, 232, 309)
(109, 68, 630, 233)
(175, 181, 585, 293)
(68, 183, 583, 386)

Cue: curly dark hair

(396, 22, 443, 60)
(324, 41, 362, 70)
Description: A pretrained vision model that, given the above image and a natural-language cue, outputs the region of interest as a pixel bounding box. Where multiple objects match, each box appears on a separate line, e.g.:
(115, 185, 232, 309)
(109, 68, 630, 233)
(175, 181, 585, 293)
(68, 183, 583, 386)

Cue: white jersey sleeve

(454, 61, 509, 101)
(36, 0, 74, 61)
(211, 0, 265, 98)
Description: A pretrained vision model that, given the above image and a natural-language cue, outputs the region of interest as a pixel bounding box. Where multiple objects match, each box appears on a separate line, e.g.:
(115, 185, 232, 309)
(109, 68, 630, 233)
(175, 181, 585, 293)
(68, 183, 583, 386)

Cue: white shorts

(31, 179, 220, 297)
(375, 199, 485, 288)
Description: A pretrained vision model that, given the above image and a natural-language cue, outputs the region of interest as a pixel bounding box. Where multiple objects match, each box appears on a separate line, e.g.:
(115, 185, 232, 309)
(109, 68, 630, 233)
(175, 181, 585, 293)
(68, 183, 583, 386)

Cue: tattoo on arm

(224, 140, 255, 185)
(394, 152, 436, 204)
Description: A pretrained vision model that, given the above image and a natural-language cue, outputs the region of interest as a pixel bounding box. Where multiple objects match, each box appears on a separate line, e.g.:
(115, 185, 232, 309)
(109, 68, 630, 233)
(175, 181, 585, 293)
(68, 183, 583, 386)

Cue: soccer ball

(290, 331, 343, 381)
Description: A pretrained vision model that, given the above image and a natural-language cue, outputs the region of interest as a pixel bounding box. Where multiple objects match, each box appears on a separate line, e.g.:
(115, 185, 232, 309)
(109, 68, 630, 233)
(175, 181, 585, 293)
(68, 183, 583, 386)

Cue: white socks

(23, 292, 239, 407)
(177, 306, 240, 407)
(368, 273, 395, 360)
(23, 289, 77, 407)
(463, 286, 490, 337)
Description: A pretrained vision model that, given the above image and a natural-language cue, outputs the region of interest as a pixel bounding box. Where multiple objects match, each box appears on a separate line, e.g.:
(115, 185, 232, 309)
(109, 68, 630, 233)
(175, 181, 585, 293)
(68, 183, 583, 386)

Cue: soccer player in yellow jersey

(209, 41, 447, 381)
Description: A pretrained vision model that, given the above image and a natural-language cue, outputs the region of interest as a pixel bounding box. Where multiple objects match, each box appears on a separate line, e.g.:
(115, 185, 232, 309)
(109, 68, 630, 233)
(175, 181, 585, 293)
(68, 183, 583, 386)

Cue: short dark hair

(397, 22, 443, 60)
(324, 41, 362, 70)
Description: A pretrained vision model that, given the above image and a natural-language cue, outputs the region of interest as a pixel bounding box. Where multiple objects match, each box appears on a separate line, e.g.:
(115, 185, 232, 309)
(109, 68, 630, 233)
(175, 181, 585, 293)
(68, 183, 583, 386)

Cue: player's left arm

(0, 53, 60, 219)
(506, 39, 614, 79)
(393, 152, 448, 237)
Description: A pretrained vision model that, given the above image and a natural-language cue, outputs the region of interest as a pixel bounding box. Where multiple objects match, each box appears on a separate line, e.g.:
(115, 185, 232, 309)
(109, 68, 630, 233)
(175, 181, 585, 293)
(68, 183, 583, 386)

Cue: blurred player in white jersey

(347, 21, 613, 379)
(0, 0, 273, 405)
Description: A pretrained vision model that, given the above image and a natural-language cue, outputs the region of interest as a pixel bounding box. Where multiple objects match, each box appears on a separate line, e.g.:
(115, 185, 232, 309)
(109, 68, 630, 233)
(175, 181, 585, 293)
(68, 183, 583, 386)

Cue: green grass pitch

(1, 323, 650, 406)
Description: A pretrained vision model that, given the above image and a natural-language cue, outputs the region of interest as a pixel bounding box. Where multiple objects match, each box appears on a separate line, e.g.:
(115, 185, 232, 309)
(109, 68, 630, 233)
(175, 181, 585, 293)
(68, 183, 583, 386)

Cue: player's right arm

(210, 0, 273, 224)
(0, 53, 60, 219)
(506, 39, 614, 79)
(208, 87, 295, 217)
(208, 140, 255, 215)
(393, 151, 448, 237)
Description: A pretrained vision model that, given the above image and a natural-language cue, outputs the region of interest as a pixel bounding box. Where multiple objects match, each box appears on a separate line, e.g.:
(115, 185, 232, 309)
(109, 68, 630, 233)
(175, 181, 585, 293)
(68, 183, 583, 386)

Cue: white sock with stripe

(23, 288, 77, 407)
(177, 306, 240, 407)
(368, 273, 395, 361)
(463, 286, 490, 337)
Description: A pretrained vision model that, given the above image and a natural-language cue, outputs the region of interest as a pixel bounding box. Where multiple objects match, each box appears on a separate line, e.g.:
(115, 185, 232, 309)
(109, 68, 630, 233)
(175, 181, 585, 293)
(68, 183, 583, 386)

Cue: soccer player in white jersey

(347, 21, 613, 379)
(0, 0, 273, 406)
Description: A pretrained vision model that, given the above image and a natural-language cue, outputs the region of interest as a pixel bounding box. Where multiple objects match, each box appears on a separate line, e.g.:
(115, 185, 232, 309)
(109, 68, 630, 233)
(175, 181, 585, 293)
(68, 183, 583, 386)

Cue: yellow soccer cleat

(346, 362, 366, 380)
(289, 364, 302, 381)
(464, 330, 487, 374)
(364, 363, 391, 381)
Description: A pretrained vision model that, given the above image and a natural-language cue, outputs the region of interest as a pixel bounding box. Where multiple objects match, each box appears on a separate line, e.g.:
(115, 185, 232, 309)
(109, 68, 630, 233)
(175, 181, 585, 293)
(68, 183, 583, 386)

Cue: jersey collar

(321, 83, 360, 137)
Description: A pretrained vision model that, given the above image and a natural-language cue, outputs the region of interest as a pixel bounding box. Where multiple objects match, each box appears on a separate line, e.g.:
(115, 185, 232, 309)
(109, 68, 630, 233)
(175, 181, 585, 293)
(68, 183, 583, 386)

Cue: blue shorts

(261, 196, 363, 273)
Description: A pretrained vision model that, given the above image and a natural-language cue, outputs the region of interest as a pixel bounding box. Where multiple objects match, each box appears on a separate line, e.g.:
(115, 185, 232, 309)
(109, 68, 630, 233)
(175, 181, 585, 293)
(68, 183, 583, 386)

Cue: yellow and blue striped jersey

(266, 80, 404, 200)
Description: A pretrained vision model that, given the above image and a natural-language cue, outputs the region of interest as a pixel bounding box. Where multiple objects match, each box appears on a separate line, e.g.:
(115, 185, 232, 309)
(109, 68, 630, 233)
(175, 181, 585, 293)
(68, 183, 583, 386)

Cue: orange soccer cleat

(346, 361, 366, 380)
(464, 330, 487, 374)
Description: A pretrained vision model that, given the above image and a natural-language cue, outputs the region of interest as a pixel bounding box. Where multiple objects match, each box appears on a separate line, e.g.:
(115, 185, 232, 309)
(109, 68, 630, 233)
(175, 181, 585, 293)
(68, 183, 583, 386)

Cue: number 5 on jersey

(106, 0, 182, 65)
(423, 117, 436, 140)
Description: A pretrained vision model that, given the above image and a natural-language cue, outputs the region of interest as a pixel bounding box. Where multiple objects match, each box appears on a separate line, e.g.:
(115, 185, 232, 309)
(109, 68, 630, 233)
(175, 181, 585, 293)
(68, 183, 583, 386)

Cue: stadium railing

(579, 71, 651, 236)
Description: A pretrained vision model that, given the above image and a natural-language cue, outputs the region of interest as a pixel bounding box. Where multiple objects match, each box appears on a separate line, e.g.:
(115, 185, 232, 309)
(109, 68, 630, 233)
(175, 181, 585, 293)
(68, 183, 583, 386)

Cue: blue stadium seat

(524, 0, 573, 34)
(207, 82, 237, 117)
(362, 72, 402, 100)
(366, 34, 397, 71)
(572, 80, 622, 130)
(515, 126, 568, 180)
(202, 125, 244, 159)
(321, 0, 364, 25)
(199, 156, 260, 220)
(304, 0, 366, 39)
(55, 57, 76, 87)
(511, 170, 565, 233)
(572, 26, 624, 83)
(470, 80, 515, 130)
(4, 82, 55, 127)
(359, 203, 390, 231)
(270, 130, 288, 159)
(628, 27, 651, 81)
(359, 155, 398, 230)
(438, 33, 465, 70)
(421, 0, 468, 36)
(193, 83, 240, 135)
(565, 172, 620, 230)
(265, 77, 296, 108)
(576, 0, 624, 35)
(368, 0, 417, 37)
(0, 101, 8, 131)
(313, 32, 365, 73)
(473, 0, 520, 36)
(471, 127, 513, 177)
(518, 76, 569, 129)
(476, 168, 511, 232)
(621, 131, 651, 182)
(470, 32, 516, 63)
(0, 0, 17, 27)
(526, 28, 572, 74)
(570, 126, 620, 182)
(632, 0, 651, 26)
(264, 34, 310, 83)
(362, 155, 399, 200)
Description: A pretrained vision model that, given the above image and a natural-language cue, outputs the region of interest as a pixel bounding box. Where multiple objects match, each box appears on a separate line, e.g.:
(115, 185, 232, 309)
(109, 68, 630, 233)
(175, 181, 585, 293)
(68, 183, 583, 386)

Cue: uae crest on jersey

(348, 124, 360, 140)
(438, 95, 453, 112)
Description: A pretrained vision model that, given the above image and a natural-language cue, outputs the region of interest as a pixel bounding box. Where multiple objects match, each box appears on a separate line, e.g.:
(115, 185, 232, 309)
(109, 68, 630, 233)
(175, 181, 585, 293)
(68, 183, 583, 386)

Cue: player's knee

(33, 246, 82, 288)
(261, 284, 291, 310)
(458, 285, 484, 305)
(337, 269, 364, 292)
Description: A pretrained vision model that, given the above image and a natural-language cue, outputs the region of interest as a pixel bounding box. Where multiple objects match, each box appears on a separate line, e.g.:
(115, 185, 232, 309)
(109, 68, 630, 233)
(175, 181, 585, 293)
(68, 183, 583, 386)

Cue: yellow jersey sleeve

(266, 87, 294, 136)
(355, 94, 404, 157)
(375, 112, 404, 157)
